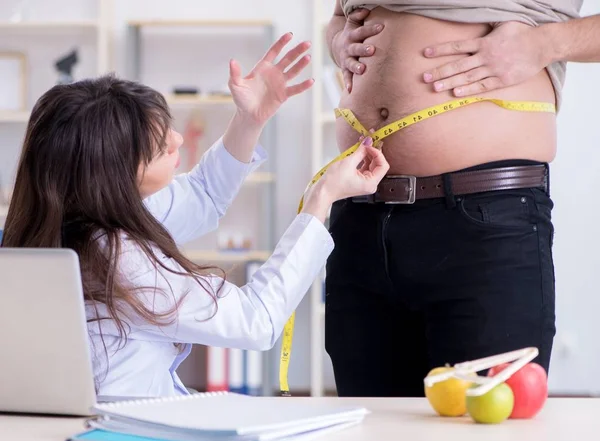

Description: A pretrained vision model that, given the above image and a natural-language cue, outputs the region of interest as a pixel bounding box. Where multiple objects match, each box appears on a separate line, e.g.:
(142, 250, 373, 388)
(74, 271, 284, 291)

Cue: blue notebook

(70, 421, 361, 441)
(69, 429, 163, 441)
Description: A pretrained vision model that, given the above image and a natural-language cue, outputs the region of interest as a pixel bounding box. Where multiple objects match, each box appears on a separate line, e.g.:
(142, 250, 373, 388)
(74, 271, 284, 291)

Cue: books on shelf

(68, 391, 368, 441)
(197, 261, 268, 396)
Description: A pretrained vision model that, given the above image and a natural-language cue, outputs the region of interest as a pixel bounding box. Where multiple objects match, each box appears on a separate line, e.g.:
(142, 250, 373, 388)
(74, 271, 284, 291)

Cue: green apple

(466, 382, 514, 424)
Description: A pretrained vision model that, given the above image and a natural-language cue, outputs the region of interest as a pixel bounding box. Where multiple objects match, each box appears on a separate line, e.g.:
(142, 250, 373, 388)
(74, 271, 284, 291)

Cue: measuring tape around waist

(278, 96, 555, 396)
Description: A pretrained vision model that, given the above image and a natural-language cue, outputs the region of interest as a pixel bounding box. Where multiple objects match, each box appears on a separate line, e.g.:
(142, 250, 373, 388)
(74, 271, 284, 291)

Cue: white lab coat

(85, 137, 334, 397)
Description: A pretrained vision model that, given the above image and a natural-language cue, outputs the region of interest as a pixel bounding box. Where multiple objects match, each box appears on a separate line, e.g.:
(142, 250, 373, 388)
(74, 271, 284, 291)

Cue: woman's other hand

(301, 137, 389, 222)
(228, 32, 314, 128)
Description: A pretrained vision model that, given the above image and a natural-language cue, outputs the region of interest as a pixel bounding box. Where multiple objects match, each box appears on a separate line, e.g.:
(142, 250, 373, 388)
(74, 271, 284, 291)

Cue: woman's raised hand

(228, 32, 314, 127)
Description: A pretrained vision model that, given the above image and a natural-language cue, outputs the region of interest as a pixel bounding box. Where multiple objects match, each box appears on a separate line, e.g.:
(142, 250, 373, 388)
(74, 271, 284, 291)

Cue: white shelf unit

(0, 0, 113, 228)
(124, 18, 278, 396)
(124, 16, 278, 265)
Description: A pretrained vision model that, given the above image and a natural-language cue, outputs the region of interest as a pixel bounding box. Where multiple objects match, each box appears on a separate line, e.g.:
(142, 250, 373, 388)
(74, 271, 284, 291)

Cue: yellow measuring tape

(278, 95, 556, 396)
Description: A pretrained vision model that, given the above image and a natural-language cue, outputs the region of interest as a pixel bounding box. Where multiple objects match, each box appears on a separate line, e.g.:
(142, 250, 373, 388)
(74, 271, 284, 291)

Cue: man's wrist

(537, 22, 566, 65)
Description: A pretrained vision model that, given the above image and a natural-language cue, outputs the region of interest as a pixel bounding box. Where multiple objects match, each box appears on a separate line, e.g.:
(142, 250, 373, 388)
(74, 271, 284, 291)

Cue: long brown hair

(2, 74, 224, 345)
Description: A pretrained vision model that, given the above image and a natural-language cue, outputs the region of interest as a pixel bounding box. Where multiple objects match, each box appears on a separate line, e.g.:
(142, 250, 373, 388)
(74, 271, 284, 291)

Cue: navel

(379, 107, 389, 120)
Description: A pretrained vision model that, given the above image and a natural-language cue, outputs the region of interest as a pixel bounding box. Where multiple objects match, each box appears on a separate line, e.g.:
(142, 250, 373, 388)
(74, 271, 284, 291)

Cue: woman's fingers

(262, 32, 293, 63)
(363, 145, 389, 180)
(277, 41, 311, 71)
(228, 59, 243, 85)
(364, 142, 383, 173)
(284, 54, 312, 81)
(285, 78, 315, 97)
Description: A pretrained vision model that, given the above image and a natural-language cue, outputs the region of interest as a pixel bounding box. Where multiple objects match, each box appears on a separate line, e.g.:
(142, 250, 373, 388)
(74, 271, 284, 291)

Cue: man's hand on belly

(420, 22, 550, 97)
(331, 8, 384, 92)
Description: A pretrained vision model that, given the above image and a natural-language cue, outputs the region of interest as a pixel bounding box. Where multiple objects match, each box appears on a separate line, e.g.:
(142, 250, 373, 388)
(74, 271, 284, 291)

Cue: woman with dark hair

(1, 33, 390, 397)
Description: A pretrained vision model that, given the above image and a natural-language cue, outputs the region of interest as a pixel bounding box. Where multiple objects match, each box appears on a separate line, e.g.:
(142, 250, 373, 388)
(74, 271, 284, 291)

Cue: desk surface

(2, 397, 600, 441)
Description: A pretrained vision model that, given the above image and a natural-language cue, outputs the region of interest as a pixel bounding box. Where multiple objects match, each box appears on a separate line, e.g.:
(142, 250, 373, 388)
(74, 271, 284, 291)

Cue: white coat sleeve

(113, 213, 334, 351)
(142, 136, 267, 245)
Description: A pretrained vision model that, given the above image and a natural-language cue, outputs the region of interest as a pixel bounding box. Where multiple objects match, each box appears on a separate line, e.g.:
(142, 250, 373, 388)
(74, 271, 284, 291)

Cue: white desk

(2, 397, 600, 441)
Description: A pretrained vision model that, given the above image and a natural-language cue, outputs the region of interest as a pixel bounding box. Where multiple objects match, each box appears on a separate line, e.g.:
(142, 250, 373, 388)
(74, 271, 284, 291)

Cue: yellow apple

(424, 366, 474, 417)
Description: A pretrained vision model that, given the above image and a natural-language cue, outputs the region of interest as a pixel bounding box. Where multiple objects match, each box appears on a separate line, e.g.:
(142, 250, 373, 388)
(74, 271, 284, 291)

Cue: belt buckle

(383, 175, 417, 204)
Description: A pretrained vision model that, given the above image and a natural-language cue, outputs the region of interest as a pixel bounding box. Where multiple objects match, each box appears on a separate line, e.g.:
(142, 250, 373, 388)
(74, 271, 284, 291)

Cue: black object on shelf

(55, 49, 79, 85)
(173, 87, 199, 95)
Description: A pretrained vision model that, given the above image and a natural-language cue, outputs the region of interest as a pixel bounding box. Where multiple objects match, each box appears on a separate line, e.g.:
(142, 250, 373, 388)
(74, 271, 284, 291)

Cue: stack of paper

(68, 392, 368, 441)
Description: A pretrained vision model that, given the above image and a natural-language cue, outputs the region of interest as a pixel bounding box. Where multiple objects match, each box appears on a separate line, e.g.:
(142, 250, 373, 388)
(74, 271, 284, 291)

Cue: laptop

(0, 248, 99, 416)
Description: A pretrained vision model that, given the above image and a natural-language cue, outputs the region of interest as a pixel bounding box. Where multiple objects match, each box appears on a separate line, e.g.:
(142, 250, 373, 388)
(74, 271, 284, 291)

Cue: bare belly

(336, 9, 557, 176)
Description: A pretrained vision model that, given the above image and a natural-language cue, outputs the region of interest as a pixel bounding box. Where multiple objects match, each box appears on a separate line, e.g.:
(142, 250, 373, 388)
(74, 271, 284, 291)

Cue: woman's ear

(168, 129, 183, 154)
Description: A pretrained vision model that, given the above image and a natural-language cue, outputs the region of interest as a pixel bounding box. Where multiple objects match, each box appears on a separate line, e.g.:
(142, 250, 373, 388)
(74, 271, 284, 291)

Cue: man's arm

(544, 14, 600, 63)
(421, 15, 600, 97)
(326, 1, 347, 67)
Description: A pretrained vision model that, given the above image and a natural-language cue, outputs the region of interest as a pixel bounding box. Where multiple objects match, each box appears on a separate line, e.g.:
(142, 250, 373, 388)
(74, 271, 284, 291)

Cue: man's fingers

(262, 32, 293, 63)
(430, 66, 490, 92)
(350, 23, 384, 42)
(346, 42, 375, 58)
(454, 76, 504, 97)
(276, 41, 311, 70)
(342, 68, 353, 92)
(347, 8, 370, 24)
(423, 54, 483, 84)
(423, 37, 481, 58)
(343, 56, 364, 75)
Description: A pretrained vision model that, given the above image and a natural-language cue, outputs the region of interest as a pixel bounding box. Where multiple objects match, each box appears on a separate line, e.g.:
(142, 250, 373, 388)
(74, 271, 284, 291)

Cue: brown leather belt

(352, 164, 548, 204)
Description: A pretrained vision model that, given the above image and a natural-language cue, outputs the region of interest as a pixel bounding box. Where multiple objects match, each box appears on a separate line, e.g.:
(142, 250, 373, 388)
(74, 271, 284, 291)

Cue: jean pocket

(458, 191, 534, 231)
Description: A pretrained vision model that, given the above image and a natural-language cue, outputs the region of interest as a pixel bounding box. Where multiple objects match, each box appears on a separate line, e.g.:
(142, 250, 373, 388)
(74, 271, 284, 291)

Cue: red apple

(487, 362, 548, 419)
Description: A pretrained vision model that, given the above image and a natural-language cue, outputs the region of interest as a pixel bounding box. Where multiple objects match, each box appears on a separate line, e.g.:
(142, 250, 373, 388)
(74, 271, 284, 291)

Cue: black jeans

(324, 163, 556, 397)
